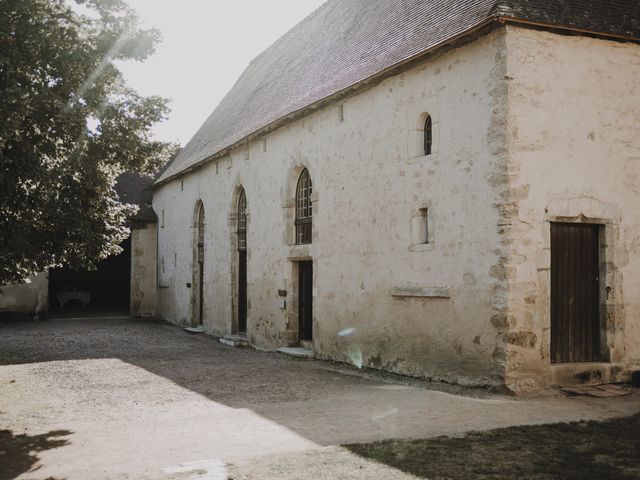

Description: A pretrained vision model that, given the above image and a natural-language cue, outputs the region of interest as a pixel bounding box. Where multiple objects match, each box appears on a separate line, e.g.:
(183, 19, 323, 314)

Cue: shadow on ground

(345, 412, 640, 479)
(0, 429, 71, 480)
(1, 317, 639, 462)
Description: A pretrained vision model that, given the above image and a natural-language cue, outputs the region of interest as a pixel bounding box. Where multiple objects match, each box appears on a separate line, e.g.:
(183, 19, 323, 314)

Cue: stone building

(151, 0, 640, 393)
(4, 0, 639, 394)
(0, 172, 157, 320)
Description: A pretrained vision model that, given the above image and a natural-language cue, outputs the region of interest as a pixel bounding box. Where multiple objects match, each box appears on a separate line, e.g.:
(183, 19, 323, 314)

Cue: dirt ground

(1, 317, 639, 480)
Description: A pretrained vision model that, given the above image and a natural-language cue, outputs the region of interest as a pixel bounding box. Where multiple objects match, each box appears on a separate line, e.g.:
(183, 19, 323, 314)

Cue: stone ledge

(220, 335, 249, 348)
(276, 347, 315, 359)
(391, 287, 451, 298)
(184, 326, 204, 334)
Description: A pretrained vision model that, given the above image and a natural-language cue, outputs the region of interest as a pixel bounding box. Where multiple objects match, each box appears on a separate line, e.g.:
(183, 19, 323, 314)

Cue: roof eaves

(496, 16, 640, 43)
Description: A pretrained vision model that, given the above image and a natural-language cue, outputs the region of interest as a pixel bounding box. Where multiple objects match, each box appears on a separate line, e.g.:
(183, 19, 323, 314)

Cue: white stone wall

(503, 26, 640, 392)
(153, 30, 509, 386)
(131, 223, 157, 317)
(0, 273, 48, 318)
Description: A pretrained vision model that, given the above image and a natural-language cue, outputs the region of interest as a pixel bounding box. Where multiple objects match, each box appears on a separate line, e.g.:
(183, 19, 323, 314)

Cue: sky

(118, 1, 327, 145)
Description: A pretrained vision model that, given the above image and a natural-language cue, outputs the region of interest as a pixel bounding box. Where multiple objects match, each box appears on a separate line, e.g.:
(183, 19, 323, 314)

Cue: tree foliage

(0, 0, 174, 285)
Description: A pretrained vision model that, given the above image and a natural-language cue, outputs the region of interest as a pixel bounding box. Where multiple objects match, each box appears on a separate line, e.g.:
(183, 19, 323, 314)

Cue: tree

(0, 0, 174, 285)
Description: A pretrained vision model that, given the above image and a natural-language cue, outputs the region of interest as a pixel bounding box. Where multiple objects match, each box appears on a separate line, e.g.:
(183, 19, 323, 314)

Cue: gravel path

(1, 317, 639, 479)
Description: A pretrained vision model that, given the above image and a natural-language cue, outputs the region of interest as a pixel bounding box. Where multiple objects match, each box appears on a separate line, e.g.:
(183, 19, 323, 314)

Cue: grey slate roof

(156, 0, 640, 185)
(115, 172, 156, 223)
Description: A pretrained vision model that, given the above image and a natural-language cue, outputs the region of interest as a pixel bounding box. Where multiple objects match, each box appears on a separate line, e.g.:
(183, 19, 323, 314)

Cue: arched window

(424, 114, 433, 156)
(295, 168, 312, 245)
(196, 203, 205, 263)
(237, 188, 247, 251)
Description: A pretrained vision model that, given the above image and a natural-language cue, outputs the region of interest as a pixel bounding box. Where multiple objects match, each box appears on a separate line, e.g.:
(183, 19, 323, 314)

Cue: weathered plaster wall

(0, 273, 48, 318)
(131, 223, 157, 317)
(503, 27, 640, 393)
(153, 30, 509, 386)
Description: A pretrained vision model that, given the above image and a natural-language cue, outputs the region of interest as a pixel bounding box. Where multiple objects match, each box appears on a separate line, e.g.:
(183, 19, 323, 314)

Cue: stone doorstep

(184, 326, 204, 334)
(219, 334, 249, 348)
(276, 347, 315, 359)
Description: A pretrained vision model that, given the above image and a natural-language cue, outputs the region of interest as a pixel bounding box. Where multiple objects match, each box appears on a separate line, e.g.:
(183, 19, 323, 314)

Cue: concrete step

(219, 334, 249, 348)
(184, 326, 204, 334)
(276, 347, 315, 359)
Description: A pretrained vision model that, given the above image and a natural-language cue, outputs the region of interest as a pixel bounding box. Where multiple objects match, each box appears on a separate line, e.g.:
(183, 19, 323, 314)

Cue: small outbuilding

(0, 172, 157, 320)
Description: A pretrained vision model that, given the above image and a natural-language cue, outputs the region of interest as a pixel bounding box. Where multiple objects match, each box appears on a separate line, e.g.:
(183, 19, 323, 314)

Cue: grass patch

(346, 413, 640, 479)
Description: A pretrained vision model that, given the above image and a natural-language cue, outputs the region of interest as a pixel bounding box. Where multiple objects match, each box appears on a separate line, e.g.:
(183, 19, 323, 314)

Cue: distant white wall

(131, 223, 157, 317)
(0, 273, 48, 318)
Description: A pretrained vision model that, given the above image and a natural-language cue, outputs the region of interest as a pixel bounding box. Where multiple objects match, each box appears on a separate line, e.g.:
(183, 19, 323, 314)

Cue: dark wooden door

(298, 261, 313, 341)
(238, 250, 247, 333)
(551, 223, 601, 363)
(198, 265, 204, 325)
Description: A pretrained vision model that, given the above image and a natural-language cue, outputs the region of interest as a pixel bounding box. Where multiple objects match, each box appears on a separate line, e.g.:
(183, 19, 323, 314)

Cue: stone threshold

(219, 334, 249, 348)
(276, 347, 315, 359)
(184, 326, 204, 334)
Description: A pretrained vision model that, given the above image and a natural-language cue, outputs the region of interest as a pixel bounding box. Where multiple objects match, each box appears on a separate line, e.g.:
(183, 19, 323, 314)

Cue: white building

(5, 0, 640, 394)
(151, 0, 640, 393)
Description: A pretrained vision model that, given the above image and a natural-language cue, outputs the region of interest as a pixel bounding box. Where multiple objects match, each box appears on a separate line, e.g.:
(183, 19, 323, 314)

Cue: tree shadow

(0, 429, 71, 480)
(1, 316, 638, 467)
(345, 412, 640, 479)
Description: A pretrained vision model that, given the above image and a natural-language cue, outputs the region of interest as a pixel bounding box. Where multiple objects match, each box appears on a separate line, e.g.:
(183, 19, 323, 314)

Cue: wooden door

(550, 223, 601, 363)
(238, 250, 247, 333)
(198, 265, 204, 325)
(298, 261, 313, 341)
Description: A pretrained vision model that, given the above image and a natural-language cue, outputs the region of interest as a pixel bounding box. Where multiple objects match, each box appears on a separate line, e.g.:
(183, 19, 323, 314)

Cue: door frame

(192, 201, 206, 327)
(298, 260, 313, 342)
(285, 255, 315, 346)
(542, 214, 620, 366)
(230, 185, 250, 335)
(550, 222, 602, 363)
(237, 249, 248, 333)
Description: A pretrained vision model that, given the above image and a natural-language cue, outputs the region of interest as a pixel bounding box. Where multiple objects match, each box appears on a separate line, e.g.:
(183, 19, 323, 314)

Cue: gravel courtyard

(1, 317, 639, 479)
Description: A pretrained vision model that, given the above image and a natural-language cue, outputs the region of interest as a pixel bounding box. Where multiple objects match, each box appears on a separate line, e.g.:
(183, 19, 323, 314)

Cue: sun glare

(113, 0, 326, 145)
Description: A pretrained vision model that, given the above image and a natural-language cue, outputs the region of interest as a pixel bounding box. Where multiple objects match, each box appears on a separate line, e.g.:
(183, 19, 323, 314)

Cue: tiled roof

(156, 0, 640, 185)
(115, 172, 156, 223)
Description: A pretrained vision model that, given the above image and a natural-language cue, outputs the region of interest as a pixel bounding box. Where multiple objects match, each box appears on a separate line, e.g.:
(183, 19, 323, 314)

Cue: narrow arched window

(424, 115, 433, 156)
(295, 168, 312, 245)
(237, 188, 247, 251)
(196, 203, 205, 263)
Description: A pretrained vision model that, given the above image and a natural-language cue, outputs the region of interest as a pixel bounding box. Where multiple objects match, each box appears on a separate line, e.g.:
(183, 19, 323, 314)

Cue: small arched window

(196, 203, 205, 263)
(424, 114, 433, 156)
(237, 188, 247, 251)
(295, 168, 312, 245)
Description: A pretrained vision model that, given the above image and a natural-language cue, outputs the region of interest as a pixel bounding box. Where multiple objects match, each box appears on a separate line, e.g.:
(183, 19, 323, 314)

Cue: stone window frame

(283, 164, 318, 247)
(237, 187, 247, 251)
(407, 100, 440, 163)
(295, 168, 313, 245)
(410, 202, 435, 253)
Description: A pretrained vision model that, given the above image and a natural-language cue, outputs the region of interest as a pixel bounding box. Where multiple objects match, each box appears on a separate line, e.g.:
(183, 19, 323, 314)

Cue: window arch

(295, 168, 312, 244)
(237, 188, 247, 251)
(424, 114, 433, 156)
(196, 202, 205, 263)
